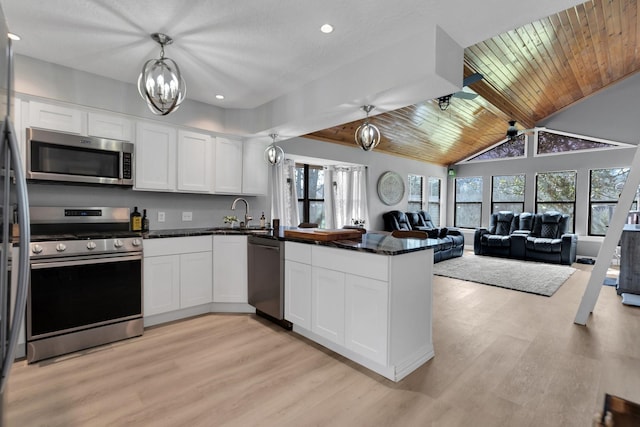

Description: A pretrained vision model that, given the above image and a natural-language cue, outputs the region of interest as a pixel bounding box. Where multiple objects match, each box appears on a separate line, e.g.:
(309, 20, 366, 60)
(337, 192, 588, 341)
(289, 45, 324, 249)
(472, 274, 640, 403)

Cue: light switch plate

(158, 211, 165, 222)
(182, 211, 193, 221)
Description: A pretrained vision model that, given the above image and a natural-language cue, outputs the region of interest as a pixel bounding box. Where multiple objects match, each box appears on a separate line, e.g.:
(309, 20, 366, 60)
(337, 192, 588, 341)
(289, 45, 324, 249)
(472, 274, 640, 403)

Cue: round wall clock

(377, 171, 405, 205)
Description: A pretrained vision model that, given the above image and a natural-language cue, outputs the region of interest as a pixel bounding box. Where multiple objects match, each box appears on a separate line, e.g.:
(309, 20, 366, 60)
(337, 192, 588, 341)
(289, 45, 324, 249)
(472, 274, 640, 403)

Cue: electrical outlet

(158, 211, 165, 222)
(182, 211, 193, 221)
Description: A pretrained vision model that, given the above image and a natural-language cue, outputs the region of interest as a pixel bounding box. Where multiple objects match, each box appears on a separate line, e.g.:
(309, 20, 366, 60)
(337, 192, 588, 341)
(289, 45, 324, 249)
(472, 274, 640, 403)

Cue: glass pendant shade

(354, 105, 381, 151)
(138, 33, 186, 116)
(264, 133, 284, 165)
(355, 121, 381, 151)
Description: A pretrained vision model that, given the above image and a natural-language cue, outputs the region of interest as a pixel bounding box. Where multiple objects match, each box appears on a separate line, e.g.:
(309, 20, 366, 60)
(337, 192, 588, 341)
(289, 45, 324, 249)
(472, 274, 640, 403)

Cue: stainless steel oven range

(27, 206, 143, 363)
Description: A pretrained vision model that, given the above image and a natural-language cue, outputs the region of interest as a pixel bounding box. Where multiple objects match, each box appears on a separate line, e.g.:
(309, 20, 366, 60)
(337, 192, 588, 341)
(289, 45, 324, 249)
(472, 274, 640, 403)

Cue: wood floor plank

(6, 254, 640, 426)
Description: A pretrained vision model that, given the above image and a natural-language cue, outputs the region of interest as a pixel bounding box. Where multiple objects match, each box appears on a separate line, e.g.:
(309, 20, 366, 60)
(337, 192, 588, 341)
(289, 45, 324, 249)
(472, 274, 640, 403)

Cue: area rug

(433, 255, 576, 297)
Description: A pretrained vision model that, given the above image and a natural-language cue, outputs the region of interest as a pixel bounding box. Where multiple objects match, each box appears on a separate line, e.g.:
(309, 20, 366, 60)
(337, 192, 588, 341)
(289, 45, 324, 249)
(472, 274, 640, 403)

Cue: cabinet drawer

(285, 241, 312, 264)
(143, 236, 212, 257)
(312, 246, 388, 281)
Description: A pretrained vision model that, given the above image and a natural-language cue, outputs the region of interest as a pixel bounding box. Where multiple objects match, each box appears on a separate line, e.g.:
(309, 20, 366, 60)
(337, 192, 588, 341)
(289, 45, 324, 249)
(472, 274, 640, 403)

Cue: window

(455, 176, 482, 228)
(492, 174, 525, 214)
(427, 177, 441, 227)
(535, 170, 576, 232)
(295, 164, 325, 228)
(589, 168, 631, 236)
(407, 174, 424, 212)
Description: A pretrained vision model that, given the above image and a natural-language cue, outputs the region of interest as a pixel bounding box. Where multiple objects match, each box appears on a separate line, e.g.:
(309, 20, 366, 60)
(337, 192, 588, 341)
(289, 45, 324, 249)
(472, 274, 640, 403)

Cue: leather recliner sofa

(383, 210, 464, 263)
(474, 211, 577, 265)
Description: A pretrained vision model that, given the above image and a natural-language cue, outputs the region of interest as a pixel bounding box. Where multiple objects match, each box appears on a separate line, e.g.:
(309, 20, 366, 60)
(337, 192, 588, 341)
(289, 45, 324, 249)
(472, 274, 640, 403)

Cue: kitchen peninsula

(145, 228, 435, 382)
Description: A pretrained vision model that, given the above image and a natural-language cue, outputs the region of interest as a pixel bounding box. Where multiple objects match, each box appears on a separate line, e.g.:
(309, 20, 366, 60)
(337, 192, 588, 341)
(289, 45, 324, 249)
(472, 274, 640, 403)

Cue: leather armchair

(474, 211, 518, 257)
(524, 211, 577, 265)
(383, 210, 412, 231)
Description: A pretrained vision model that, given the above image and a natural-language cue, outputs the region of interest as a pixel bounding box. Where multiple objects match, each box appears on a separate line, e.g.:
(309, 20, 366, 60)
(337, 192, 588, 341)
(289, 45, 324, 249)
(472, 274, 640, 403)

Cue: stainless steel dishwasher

(247, 235, 291, 329)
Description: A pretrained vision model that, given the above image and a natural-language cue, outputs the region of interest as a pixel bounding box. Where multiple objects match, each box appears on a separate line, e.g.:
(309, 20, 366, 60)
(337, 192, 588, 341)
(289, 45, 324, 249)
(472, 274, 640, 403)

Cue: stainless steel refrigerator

(0, 4, 30, 425)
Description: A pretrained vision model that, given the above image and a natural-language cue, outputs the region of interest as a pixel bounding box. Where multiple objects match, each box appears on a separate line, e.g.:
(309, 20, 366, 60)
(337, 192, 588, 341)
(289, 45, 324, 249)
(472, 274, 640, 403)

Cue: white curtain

(270, 158, 300, 227)
(324, 165, 369, 229)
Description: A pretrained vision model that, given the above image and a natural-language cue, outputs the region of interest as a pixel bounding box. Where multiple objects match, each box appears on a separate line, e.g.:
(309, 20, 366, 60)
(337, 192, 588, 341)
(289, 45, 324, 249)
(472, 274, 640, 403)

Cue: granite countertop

(144, 226, 438, 256)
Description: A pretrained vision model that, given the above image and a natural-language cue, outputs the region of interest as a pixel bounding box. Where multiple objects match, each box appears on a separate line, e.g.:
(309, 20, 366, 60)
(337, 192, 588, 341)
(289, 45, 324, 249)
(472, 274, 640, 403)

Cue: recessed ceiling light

(320, 24, 334, 34)
(8, 33, 20, 41)
(215, 94, 225, 100)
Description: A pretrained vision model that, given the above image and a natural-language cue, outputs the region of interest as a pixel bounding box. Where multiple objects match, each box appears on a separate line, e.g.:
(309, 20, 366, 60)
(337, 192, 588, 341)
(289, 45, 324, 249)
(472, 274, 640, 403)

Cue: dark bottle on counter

(130, 206, 142, 232)
(260, 211, 266, 228)
(142, 209, 149, 232)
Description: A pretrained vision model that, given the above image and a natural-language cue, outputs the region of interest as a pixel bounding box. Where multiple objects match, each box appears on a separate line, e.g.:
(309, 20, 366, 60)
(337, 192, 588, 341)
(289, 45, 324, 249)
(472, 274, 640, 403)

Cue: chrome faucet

(231, 197, 252, 227)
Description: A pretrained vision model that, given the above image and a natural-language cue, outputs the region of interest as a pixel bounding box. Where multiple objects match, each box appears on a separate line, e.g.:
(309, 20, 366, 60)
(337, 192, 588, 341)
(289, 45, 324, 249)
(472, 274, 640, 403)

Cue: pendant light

(354, 105, 381, 151)
(137, 33, 186, 116)
(264, 133, 285, 166)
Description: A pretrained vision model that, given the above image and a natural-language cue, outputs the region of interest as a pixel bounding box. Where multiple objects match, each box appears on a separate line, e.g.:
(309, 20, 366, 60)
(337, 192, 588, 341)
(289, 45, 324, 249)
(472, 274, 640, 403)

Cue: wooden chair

(391, 230, 428, 239)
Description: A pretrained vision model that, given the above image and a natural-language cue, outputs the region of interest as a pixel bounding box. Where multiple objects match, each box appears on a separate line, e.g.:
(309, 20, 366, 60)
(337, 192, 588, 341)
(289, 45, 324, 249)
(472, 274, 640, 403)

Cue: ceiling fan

(437, 72, 483, 111)
(504, 120, 536, 141)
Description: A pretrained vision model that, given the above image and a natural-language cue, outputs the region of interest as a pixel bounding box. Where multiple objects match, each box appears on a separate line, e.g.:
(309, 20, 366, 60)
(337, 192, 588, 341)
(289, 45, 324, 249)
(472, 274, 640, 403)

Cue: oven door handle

(31, 254, 142, 269)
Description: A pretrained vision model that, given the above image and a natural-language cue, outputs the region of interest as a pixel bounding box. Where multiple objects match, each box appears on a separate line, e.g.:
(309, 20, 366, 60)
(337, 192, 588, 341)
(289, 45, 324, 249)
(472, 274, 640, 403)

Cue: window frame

(491, 174, 525, 214)
(588, 167, 631, 236)
(427, 177, 441, 227)
(454, 176, 483, 228)
(407, 174, 425, 212)
(535, 170, 577, 233)
(295, 163, 325, 226)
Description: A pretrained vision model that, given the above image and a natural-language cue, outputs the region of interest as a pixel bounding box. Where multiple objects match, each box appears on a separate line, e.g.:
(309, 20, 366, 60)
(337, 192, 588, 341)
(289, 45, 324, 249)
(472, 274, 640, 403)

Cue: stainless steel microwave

(26, 128, 134, 186)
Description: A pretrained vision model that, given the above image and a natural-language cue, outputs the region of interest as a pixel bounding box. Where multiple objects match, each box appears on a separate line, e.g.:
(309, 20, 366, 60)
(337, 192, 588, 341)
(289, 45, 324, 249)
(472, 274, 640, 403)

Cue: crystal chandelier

(354, 105, 381, 151)
(264, 133, 285, 166)
(137, 33, 186, 116)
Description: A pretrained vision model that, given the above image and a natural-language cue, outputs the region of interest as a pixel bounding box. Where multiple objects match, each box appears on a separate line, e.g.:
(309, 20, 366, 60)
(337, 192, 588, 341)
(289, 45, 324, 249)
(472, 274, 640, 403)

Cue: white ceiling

(0, 0, 583, 140)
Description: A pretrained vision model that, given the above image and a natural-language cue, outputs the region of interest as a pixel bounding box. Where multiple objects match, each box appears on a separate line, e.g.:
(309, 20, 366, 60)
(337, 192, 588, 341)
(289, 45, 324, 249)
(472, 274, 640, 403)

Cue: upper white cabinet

(87, 112, 133, 141)
(242, 141, 269, 195)
(135, 122, 177, 192)
(177, 130, 214, 193)
(214, 137, 243, 194)
(27, 101, 85, 134)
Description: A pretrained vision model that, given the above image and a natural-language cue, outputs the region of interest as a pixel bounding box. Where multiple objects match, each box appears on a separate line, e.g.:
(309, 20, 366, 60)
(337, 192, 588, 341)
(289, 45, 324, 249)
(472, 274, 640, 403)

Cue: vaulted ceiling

(306, 0, 639, 166)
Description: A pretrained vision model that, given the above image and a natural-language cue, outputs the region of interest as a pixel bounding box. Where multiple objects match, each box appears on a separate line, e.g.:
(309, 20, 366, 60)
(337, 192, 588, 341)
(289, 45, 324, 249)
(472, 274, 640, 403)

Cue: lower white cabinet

(143, 236, 212, 316)
(311, 266, 345, 345)
(144, 255, 180, 316)
(180, 251, 213, 308)
(212, 235, 248, 303)
(284, 260, 312, 329)
(344, 274, 388, 365)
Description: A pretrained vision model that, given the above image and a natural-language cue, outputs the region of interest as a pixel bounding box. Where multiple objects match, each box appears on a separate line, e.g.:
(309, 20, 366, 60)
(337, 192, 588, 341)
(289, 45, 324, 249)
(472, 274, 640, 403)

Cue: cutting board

(284, 228, 363, 242)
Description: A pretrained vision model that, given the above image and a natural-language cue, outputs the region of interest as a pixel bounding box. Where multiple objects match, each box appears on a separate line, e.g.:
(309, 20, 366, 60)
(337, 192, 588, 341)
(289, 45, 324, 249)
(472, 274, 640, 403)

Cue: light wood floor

(6, 255, 640, 426)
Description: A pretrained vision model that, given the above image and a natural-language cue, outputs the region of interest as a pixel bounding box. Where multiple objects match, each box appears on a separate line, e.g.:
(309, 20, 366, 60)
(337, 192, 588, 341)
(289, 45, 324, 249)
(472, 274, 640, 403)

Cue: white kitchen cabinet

(345, 274, 388, 365)
(213, 235, 248, 302)
(144, 255, 181, 316)
(284, 260, 312, 329)
(135, 122, 177, 191)
(177, 130, 213, 193)
(27, 101, 85, 134)
(88, 112, 133, 141)
(180, 251, 213, 308)
(214, 137, 243, 194)
(242, 140, 269, 195)
(143, 236, 213, 317)
(311, 266, 345, 345)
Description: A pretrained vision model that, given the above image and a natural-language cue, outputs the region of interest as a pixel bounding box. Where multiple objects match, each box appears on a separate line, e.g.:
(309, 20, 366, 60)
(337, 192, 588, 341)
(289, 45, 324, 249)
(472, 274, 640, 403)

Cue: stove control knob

(87, 241, 97, 250)
(56, 243, 67, 252)
(114, 239, 123, 248)
(32, 244, 43, 254)
(132, 238, 142, 247)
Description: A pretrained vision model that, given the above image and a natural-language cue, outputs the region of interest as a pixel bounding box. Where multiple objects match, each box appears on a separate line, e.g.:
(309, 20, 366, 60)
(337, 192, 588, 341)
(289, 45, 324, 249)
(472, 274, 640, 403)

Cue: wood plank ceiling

(305, 0, 639, 166)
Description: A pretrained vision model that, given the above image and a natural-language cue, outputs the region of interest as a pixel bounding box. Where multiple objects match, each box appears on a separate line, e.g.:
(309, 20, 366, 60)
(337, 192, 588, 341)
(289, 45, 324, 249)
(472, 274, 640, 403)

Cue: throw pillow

(438, 227, 448, 239)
